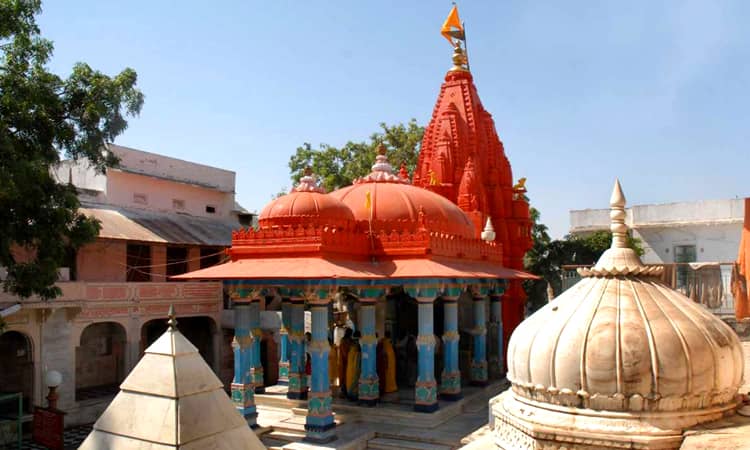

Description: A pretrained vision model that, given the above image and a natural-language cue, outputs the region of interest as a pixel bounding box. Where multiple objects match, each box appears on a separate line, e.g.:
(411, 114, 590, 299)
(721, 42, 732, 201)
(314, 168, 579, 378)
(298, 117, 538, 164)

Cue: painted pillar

(304, 296, 336, 443)
(248, 298, 264, 393)
(358, 300, 379, 405)
(440, 295, 462, 400)
(470, 292, 488, 386)
(278, 299, 291, 384)
(488, 292, 504, 379)
(287, 298, 308, 400)
(231, 303, 257, 427)
(415, 297, 438, 412)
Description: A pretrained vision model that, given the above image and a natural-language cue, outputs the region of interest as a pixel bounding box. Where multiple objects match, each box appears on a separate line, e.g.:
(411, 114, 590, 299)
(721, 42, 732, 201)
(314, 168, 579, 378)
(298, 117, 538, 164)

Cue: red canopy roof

(173, 256, 537, 282)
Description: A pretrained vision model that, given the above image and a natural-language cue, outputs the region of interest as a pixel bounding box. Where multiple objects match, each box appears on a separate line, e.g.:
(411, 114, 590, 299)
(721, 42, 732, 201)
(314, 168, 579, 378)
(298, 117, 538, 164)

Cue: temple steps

(367, 437, 454, 450)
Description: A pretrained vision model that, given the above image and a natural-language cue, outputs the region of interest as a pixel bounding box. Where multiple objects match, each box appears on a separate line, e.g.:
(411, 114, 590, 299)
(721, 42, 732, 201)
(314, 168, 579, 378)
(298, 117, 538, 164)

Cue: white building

(570, 198, 744, 264)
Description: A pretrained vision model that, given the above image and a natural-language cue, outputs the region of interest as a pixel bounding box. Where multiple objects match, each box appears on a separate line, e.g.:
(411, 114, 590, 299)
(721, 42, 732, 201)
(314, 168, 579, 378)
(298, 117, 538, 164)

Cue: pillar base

(470, 361, 488, 386)
(303, 422, 337, 444)
(252, 368, 265, 393)
(414, 402, 439, 413)
(287, 373, 308, 399)
(231, 383, 257, 428)
(358, 375, 379, 404)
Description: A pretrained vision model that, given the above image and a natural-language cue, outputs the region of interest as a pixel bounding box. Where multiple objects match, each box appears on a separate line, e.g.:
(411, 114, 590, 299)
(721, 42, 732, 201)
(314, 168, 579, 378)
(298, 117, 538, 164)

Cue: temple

(176, 43, 534, 443)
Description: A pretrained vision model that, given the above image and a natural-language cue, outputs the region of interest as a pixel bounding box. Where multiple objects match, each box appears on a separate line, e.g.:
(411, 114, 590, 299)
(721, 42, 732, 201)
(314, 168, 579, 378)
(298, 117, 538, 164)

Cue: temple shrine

(177, 42, 534, 443)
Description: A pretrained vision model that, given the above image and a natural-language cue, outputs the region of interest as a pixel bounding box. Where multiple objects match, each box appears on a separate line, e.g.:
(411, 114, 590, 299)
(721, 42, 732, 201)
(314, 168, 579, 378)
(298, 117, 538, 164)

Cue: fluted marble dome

(495, 180, 744, 449)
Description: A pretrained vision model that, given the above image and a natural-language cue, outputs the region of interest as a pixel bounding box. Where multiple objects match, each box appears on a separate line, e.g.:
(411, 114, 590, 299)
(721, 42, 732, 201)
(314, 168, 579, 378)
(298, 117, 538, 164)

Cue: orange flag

(441, 5, 465, 44)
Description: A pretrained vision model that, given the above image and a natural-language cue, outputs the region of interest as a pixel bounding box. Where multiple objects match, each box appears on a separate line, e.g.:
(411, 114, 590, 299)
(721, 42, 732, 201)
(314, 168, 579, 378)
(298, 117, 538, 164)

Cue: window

(172, 199, 185, 210)
(205, 205, 216, 214)
(166, 247, 189, 280)
(674, 245, 696, 293)
(133, 193, 148, 205)
(200, 247, 222, 269)
(126, 244, 151, 282)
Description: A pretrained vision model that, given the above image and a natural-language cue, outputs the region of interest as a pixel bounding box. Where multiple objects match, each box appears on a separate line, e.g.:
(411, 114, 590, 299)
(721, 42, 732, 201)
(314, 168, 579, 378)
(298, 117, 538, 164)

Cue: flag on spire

(441, 5, 465, 45)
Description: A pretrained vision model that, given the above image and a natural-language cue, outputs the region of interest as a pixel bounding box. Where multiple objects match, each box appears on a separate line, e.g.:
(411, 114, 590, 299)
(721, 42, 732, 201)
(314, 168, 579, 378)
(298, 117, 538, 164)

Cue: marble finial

(609, 179, 628, 249)
(167, 304, 177, 330)
(481, 217, 496, 242)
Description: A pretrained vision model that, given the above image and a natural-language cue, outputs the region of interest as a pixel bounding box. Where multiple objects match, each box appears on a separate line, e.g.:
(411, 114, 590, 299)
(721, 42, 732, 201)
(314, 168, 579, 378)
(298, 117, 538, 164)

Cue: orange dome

(258, 171, 354, 228)
(330, 182, 476, 239)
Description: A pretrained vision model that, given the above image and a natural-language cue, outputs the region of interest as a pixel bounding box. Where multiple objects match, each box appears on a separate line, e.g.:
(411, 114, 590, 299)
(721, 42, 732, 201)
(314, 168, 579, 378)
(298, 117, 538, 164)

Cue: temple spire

(167, 304, 177, 330)
(609, 179, 628, 249)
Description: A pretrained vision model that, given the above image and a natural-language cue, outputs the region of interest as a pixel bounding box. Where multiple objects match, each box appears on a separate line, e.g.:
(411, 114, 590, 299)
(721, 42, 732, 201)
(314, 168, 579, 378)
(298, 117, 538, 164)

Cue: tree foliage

(287, 120, 424, 192)
(524, 205, 644, 313)
(1, 0, 144, 299)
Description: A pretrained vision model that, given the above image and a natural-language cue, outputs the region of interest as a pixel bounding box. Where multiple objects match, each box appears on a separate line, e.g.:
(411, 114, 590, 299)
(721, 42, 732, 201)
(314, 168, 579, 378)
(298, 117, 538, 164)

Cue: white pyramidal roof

(79, 310, 265, 449)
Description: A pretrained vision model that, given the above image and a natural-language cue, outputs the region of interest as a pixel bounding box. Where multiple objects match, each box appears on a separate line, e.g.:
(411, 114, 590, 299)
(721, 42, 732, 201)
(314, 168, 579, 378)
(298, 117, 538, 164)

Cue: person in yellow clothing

(377, 331, 398, 395)
(345, 331, 362, 401)
(328, 336, 338, 394)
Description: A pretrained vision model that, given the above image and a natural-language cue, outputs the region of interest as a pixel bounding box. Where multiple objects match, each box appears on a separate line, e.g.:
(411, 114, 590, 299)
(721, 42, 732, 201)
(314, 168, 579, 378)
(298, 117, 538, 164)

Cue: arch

(0, 331, 34, 413)
(75, 322, 127, 401)
(141, 315, 217, 368)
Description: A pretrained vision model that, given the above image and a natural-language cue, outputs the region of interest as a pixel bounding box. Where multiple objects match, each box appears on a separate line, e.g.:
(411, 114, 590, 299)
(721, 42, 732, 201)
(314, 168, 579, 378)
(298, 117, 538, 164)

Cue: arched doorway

(141, 316, 216, 368)
(0, 331, 34, 413)
(76, 322, 126, 401)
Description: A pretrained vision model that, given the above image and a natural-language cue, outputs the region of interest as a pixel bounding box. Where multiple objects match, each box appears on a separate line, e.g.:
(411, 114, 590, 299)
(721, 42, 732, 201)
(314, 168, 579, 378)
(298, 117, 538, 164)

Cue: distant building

(0, 144, 254, 429)
(568, 198, 745, 317)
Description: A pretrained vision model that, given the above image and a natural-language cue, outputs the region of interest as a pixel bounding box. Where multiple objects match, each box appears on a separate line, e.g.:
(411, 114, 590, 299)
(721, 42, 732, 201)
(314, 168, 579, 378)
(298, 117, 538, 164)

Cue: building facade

(0, 145, 252, 428)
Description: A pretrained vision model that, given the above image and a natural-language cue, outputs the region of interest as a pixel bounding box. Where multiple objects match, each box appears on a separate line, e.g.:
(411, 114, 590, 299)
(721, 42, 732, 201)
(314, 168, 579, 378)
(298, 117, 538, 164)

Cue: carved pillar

(248, 297, 264, 393)
(278, 299, 291, 384)
(471, 290, 488, 386)
(440, 291, 462, 400)
(287, 298, 308, 400)
(304, 293, 336, 443)
(415, 297, 438, 412)
(488, 291, 504, 379)
(357, 299, 379, 406)
(230, 303, 257, 427)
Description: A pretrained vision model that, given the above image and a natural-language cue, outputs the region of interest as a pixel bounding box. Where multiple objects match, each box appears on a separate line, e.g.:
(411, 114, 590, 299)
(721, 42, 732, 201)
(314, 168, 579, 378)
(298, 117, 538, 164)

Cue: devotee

(345, 331, 362, 401)
(338, 327, 353, 398)
(328, 336, 338, 394)
(377, 330, 397, 397)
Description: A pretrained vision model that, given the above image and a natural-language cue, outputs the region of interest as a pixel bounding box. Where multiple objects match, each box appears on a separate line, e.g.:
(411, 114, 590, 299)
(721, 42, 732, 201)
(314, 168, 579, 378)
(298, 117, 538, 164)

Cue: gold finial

(609, 179, 628, 249)
(304, 166, 313, 177)
(167, 304, 177, 330)
(376, 142, 387, 156)
(449, 45, 469, 72)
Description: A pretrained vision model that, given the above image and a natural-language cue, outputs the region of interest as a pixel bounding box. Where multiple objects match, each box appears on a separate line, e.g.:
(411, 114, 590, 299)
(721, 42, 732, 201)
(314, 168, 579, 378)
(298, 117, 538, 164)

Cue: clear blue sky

(39, 1, 750, 238)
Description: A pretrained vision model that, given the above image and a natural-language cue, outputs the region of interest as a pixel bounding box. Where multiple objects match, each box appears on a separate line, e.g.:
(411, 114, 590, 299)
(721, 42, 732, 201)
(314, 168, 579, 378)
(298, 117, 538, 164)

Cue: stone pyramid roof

(79, 313, 265, 449)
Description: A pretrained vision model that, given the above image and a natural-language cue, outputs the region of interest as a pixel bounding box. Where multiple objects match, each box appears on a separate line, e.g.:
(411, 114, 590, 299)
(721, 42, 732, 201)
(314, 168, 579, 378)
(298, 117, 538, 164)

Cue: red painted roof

(173, 256, 538, 281)
(259, 191, 354, 228)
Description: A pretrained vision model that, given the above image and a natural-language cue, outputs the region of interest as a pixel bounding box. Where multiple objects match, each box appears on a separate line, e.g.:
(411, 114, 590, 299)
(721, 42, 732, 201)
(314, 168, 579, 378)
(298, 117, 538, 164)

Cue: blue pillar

(415, 298, 438, 412)
(287, 298, 308, 399)
(471, 293, 488, 386)
(440, 296, 462, 400)
(304, 301, 336, 443)
(231, 303, 257, 427)
(358, 301, 379, 406)
(278, 299, 291, 384)
(488, 293, 504, 379)
(249, 299, 264, 393)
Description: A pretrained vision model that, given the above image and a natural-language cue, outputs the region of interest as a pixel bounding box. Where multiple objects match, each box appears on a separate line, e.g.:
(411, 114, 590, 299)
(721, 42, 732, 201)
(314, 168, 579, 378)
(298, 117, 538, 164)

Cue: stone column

(440, 295, 462, 400)
(415, 297, 438, 412)
(304, 296, 336, 443)
(470, 292, 488, 386)
(287, 298, 308, 400)
(488, 293, 504, 379)
(248, 298, 264, 393)
(278, 299, 291, 384)
(357, 299, 379, 406)
(231, 303, 257, 427)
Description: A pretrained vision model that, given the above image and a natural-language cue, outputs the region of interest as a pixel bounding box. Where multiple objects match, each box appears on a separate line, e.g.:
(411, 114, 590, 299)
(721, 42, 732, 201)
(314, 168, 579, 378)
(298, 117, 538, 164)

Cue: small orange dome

(258, 169, 354, 228)
(330, 182, 476, 239)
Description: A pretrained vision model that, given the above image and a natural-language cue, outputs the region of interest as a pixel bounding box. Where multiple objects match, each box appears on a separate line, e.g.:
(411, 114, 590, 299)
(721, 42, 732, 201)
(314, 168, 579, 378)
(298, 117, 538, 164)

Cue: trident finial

(609, 179, 628, 249)
(167, 304, 177, 330)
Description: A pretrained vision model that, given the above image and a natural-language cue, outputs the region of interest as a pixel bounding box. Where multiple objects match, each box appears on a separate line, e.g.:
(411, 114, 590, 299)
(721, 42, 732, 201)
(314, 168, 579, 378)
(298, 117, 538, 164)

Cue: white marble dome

(495, 180, 745, 449)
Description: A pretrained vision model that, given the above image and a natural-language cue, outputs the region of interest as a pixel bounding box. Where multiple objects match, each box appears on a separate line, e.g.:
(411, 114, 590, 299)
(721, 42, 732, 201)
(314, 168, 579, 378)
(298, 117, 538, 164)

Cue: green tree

(1, 0, 144, 299)
(523, 206, 644, 313)
(288, 120, 424, 192)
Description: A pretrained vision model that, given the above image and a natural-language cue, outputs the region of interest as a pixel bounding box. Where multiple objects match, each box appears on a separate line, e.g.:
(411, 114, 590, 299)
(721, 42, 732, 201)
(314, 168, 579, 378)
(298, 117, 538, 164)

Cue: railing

(561, 262, 737, 317)
(0, 281, 223, 305)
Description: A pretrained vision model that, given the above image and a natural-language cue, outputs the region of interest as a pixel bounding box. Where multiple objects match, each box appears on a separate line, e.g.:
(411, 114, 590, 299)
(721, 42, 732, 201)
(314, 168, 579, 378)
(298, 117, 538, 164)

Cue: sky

(38, 0, 750, 238)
